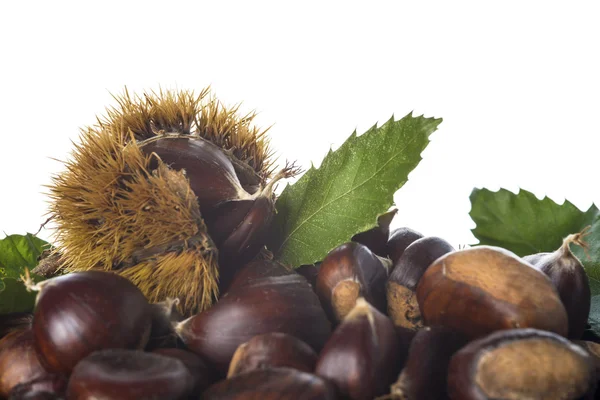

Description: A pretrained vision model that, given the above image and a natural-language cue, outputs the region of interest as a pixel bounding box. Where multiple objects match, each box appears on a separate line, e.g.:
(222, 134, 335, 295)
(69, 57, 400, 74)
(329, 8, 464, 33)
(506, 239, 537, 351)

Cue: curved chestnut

(228, 332, 318, 378)
(0, 328, 48, 397)
(175, 261, 331, 374)
(202, 367, 338, 399)
(8, 374, 67, 400)
(386, 236, 454, 330)
(448, 329, 596, 399)
(152, 347, 216, 395)
(315, 298, 401, 400)
(416, 246, 568, 339)
(316, 242, 389, 323)
(389, 327, 469, 400)
(67, 349, 194, 400)
(524, 230, 591, 339)
(386, 227, 424, 264)
(32, 271, 152, 374)
(351, 210, 397, 257)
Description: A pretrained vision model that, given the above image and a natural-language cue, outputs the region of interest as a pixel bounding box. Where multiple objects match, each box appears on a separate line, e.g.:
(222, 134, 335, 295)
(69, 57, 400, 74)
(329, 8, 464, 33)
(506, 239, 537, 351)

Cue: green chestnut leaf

(0, 233, 50, 313)
(268, 112, 442, 267)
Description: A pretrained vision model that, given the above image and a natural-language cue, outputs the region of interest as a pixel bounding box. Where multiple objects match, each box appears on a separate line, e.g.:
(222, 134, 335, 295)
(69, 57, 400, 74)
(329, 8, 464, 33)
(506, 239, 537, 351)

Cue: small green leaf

(268, 112, 442, 267)
(0, 233, 50, 314)
(469, 187, 600, 293)
(0, 233, 50, 278)
(0, 278, 36, 314)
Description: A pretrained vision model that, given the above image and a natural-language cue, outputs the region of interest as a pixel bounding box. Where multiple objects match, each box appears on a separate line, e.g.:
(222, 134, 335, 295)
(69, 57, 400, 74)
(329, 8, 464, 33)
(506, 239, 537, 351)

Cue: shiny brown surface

(177, 261, 331, 374)
(386, 227, 424, 264)
(315, 299, 400, 400)
(67, 349, 193, 400)
(0, 328, 48, 397)
(227, 332, 317, 377)
(203, 368, 339, 400)
(448, 329, 596, 400)
(416, 246, 568, 338)
(316, 242, 387, 323)
(391, 327, 468, 400)
(33, 271, 152, 374)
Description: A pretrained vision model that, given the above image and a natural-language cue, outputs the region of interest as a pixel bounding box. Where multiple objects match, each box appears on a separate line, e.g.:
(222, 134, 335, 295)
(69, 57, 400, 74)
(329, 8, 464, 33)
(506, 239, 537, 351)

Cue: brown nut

(416, 246, 568, 339)
(315, 298, 401, 400)
(175, 261, 332, 374)
(574, 340, 600, 382)
(448, 329, 596, 400)
(389, 326, 469, 400)
(351, 210, 398, 257)
(386, 227, 424, 264)
(66, 349, 194, 400)
(203, 367, 338, 399)
(0, 328, 48, 397)
(228, 332, 318, 378)
(316, 242, 390, 323)
(524, 230, 591, 339)
(8, 374, 67, 400)
(152, 347, 216, 395)
(386, 237, 454, 330)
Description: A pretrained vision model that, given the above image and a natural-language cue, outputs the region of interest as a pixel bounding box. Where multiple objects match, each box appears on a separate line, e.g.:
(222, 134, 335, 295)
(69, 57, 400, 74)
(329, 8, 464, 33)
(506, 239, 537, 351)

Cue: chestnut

(524, 229, 591, 339)
(389, 327, 469, 400)
(67, 349, 194, 400)
(0, 328, 49, 397)
(416, 246, 568, 339)
(386, 227, 424, 264)
(386, 236, 454, 330)
(202, 367, 338, 399)
(316, 242, 390, 323)
(315, 298, 401, 400)
(227, 332, 318, 377)
(575, 340, 600, 381)
(29, 271, 152, 374)
(175, 261, 331, 374)
(448, 329, 596, 399)
(8, 375, 67, 400)
(152, 347, 216, 395)
(351, 209, 397, 257)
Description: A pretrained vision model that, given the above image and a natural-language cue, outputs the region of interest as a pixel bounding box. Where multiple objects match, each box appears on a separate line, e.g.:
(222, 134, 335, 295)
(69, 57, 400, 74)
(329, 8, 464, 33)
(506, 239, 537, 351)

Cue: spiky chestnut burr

(48, 88, 295, 315)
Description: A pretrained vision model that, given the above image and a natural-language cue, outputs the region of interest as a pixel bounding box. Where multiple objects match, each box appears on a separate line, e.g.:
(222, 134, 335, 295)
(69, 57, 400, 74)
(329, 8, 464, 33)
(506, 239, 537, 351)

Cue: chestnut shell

(32, 271, 152, 374)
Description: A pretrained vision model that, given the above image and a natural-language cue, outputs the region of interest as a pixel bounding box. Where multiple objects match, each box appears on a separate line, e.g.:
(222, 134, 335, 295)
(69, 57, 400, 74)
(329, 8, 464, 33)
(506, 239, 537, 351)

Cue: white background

(0, 1, 598, 249)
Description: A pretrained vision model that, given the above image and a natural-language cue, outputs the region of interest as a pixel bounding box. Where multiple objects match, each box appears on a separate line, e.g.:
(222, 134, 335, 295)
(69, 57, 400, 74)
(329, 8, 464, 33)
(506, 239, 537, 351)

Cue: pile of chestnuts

(0, 223, 598, 399)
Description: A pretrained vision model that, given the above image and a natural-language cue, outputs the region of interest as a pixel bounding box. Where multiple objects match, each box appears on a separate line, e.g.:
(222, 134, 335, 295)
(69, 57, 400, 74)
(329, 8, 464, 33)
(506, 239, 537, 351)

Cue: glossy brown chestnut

(0, 328, 48, 397)
(386, 227, 424, 264)
(316, 242, 390, 323)
(524, 230, 591, 339)
(448, 329, 596, 400)
(152, 347, 216, 395)
(227, 332, 318, 378)
(141, 135, 250, 213)
(315, 298, 401, 400)
(67, 349, 193, 400)
(8, 374, 67, 400)
(574, 340, 600, 381)
(416, 246, 568, 339)
(351, 210, 397, 257)
(386, 236, 454, 330)
(31, 271, 152, 374)
(203, 367, 339, 399)
(175, 261, 331, 374)
(389, 327, 469, 400)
